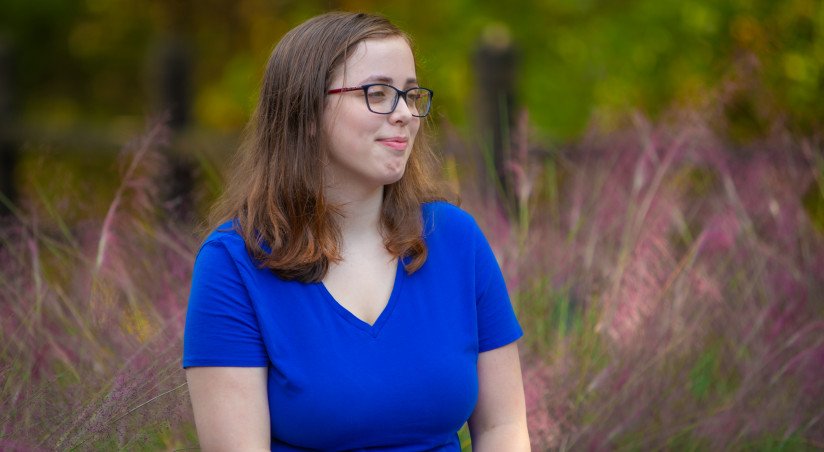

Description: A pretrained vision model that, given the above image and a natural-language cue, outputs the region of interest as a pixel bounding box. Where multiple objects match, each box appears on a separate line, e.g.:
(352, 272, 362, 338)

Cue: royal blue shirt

(183, 201, 523, 451)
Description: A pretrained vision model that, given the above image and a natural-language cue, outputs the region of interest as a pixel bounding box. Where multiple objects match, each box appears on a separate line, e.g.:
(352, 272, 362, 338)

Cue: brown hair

(206, 12, 445, 282)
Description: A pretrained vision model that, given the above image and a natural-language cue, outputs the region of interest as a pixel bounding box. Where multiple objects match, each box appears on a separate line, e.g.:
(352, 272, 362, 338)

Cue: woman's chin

(380, 168, 407, 187)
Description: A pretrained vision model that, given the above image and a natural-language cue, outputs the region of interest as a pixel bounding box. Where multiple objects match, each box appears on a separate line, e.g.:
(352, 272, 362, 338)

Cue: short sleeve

(183, 240, 269, 368)
(472, 220, 524, 353)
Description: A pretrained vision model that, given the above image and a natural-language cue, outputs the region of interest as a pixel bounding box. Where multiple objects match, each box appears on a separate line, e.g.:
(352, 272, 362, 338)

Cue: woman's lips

(377, 137, 408, 151)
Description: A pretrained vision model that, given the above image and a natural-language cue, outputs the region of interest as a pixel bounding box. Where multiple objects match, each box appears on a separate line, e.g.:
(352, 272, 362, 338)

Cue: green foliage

(1, 0, 821, 140)
(742, 433, 818, 451)
(516, 278, 591, 356)
(689, 346, 718, 400)
(689, 343, 737, 401)
(457, 423, 471, 451)
(665, 430, 713, 451)
(802, 162, 824, 234)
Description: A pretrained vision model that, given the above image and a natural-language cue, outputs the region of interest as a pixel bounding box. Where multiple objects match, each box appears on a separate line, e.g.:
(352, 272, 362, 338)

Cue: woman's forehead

(334, 37, 416, 85)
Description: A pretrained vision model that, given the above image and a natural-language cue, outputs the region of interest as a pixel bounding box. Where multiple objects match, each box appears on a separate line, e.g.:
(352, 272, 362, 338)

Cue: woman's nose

(389, 98, 413, 124)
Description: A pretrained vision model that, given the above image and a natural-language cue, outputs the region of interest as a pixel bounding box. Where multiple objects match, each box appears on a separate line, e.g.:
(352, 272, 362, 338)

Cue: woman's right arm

(184, 240, 272, 450)
(186, 366, 270, 451)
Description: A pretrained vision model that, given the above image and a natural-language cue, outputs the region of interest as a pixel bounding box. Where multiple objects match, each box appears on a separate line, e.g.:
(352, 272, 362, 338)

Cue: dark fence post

(157, 37, 195, 223)
(474, 24, 518, 209)
(160, 38, 191, 131)
(0, 39, 17, 217)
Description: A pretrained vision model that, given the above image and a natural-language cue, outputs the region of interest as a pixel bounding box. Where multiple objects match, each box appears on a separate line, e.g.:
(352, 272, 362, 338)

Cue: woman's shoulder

(198, 220, 248, 258)
(422, 200, 470, 219)
(203, 219, 242, 242)
(421, 200, 480, 237)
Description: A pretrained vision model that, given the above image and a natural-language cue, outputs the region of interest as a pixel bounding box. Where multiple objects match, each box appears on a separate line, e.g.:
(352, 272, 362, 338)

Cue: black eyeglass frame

(326, 83, 434, 117)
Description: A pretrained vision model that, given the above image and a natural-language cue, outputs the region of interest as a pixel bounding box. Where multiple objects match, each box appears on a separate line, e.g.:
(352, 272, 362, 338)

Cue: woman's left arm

(468, 341, 531, 451)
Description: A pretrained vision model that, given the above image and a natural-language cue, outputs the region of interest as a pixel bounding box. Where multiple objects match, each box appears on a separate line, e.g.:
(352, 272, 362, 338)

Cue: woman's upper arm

(468, 342, 530, 451)
(186, 366, 270, 451)
(184, 240, 271, 449)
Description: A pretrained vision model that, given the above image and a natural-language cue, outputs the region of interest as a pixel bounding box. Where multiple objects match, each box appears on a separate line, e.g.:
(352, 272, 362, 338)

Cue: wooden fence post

(474, 24, 518, 209)
(157, 37, 195, 223)
(0, 39, 17, 217)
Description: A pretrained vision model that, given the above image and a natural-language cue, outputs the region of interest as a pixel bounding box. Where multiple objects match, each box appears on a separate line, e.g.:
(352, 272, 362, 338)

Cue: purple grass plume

(458, 109, 824, 450)
(2, 107, 823, 450)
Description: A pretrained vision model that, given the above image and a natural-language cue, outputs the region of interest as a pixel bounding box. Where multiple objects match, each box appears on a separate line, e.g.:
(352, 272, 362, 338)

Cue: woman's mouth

(377, 137, 408, 151)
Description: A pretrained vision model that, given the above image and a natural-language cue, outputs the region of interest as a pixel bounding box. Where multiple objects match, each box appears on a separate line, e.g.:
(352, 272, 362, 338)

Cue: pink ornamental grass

(462, 109, 824, 449)
(1, 109, 822, 450)
(0, 122, 197, 449)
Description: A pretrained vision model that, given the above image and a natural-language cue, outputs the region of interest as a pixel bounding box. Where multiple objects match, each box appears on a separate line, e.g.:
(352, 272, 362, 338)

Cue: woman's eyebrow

(357, 75, 419, 85)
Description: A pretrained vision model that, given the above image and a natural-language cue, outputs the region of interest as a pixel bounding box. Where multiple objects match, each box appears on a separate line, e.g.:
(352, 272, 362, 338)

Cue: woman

(183, 12, 529, 451)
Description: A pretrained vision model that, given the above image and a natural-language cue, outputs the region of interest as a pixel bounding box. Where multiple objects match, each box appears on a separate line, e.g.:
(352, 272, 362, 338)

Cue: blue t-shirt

(183, 201, 523, 451)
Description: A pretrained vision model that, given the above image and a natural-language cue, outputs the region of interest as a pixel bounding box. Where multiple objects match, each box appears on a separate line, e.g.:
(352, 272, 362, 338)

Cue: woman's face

(322, 36, 420, 195)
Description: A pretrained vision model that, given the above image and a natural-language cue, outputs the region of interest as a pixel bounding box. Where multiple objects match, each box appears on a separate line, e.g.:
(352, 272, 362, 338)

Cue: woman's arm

(186, 366, 270, 451)
(468, 342, 530, 451)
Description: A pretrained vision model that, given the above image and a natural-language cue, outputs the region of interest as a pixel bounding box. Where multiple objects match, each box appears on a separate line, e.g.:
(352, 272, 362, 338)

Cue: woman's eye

(367, 91, 389, 104)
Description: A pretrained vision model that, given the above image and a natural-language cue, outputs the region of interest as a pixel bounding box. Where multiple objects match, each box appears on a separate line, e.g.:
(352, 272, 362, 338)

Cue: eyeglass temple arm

(327, 87, 364, 94)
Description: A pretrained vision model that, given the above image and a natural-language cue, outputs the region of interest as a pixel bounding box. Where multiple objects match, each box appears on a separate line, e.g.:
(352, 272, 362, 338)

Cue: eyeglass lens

(366, 85, 431, 117)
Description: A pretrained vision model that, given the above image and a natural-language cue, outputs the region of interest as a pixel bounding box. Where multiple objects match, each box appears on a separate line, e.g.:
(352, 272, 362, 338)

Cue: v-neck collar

(316, 258, 406, 338)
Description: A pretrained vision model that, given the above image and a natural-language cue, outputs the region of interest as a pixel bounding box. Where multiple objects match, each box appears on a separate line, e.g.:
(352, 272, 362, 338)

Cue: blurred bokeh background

(2, 0, 823, 215)
(2, 0, 823, 450)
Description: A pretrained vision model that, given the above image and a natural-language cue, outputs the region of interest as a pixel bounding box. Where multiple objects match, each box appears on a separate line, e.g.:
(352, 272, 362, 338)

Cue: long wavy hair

(206, 12, 445, 282)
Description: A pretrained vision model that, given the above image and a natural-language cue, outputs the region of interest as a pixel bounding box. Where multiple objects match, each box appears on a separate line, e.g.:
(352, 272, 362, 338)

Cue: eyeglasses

(326, 83, 434, 117)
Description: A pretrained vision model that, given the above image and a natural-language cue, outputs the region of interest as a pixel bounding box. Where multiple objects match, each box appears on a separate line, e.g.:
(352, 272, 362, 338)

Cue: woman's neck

(325, 184, 384, 237)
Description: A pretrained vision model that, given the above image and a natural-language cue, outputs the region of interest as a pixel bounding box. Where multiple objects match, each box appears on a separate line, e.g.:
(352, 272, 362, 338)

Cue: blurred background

(1, 0, 823, 450)
(2, 0, 822, 217)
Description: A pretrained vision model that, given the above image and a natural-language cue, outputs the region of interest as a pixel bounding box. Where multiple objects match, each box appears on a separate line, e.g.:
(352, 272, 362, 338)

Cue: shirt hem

(182, 359, 269, 369)
(478, 330, 524, 353)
